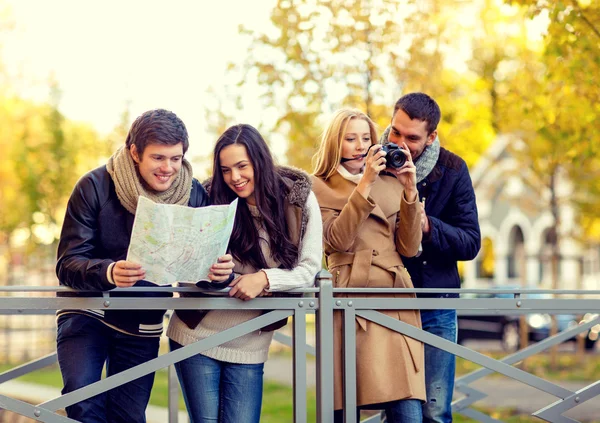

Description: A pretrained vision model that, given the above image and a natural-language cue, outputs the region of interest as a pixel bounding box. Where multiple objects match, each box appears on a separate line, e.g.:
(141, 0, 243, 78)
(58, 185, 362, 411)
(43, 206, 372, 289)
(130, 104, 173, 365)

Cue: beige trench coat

(312, 172, 426, 410)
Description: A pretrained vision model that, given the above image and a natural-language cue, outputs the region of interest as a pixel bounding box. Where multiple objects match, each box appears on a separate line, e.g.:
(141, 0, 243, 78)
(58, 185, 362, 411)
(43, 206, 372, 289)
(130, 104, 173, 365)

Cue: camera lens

(388, 149, 406, 168)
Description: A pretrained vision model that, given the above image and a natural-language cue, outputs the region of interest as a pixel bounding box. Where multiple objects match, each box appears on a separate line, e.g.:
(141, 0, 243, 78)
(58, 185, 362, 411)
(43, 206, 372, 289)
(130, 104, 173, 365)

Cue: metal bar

(452, 384, 488, 413)
(360, 412, 384, 422)
(39, 310, 291, 411)
(293, 308, 308, 423)
(0, 394, 76, 423)
(0, 310, 56, 315)
(168, 364, 179, 423)
(0, 353, 57, 383)
(343, 307, 357, 423)
(0, 286, 318, 293)
(332, 288, 600, 295)
(338, 298, 600, 312)
(456, 315, 600, 385)
(4, 296, 599, 314)
(534, 381, 600, 422)
(0, 297, 311, 311)
(357, 310, 573, 399)
(316, 271, 334, 423)
(5, 306, 597, 316)
(3, 286, 599, 295)
(273, 331, 317, 356)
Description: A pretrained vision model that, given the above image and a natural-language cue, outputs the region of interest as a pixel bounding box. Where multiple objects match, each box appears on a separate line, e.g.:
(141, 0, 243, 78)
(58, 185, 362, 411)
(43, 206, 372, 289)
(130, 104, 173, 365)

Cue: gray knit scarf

(379, 125, 440, 183)
(106, 145, 193, 214)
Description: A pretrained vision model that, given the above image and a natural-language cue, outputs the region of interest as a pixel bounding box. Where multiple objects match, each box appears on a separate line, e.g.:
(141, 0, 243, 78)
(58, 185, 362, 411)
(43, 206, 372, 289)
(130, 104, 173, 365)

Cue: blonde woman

(312, 108, 425, 422)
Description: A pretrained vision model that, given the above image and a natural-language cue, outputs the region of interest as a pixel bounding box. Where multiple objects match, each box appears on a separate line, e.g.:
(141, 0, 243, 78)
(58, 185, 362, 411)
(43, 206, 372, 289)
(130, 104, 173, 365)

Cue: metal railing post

(316, 270, 334, 423)
(293, 305, 308, 422)
(342, 302, 357, 423)
(168, 364, 180, 423)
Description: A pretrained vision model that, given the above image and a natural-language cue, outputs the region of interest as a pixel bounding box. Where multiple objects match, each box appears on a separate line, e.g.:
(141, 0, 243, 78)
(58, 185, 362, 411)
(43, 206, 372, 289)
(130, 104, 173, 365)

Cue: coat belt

(328, 249, 422, 372)
(328, 249, 403, 288)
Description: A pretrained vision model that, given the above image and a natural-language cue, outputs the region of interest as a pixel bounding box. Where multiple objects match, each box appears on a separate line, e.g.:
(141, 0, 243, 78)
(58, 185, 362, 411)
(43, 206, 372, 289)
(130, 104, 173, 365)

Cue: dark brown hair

(211, 124, 299, 270)
(393, 93, 441, 135)
(126, 109, 189, 155)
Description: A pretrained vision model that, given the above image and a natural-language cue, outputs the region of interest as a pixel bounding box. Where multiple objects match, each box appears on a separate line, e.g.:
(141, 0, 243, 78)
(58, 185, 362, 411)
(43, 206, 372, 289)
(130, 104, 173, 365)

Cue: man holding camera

(381, 92, 481, 423)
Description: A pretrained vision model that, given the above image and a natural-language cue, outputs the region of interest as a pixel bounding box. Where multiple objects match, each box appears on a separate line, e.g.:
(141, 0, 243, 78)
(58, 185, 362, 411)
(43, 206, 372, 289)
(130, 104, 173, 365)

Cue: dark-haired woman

(167, 124, 323, 423)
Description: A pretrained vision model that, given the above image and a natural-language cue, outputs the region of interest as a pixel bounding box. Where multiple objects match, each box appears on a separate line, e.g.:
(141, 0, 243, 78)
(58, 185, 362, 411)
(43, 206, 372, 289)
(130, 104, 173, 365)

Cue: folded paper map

(126, 196, 238, 284)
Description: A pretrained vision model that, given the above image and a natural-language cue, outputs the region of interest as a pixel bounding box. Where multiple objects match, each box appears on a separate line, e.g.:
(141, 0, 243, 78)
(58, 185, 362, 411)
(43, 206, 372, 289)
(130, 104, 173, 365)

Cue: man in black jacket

(382, 93, 481, 423)
(56, 109, 234, 423)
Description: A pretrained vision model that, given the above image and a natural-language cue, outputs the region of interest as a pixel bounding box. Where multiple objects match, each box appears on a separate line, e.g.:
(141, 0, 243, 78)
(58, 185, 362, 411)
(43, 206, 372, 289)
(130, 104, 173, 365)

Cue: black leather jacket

(56, 165, 209, 335)
(403, 148, 481, 298)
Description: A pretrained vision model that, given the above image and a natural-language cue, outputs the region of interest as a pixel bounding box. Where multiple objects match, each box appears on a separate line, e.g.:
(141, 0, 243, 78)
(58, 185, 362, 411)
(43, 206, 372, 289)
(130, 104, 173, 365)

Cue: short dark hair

(125, 109, 189, 156)
(211, 124, 299, 270)
(393, 93, 441, 135)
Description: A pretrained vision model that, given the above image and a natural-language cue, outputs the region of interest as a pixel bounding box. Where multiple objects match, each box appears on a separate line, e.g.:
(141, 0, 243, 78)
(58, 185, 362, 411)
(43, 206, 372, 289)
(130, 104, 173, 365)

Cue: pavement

(1, 358, 598, 422)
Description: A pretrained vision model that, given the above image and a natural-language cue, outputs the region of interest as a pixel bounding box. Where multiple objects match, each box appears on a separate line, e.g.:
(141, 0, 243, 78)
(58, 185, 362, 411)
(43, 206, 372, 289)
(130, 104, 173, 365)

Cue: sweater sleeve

(262, 191, 323, 291)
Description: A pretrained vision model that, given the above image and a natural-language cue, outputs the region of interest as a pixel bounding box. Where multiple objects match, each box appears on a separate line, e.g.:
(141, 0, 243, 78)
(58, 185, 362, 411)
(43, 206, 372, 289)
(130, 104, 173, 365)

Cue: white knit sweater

(167, 191, 323, 364)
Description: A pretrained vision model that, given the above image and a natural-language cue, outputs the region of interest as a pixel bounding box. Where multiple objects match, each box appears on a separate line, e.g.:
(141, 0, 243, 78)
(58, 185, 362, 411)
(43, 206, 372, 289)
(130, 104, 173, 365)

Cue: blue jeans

(170, 339, 264, 423)
(334, 399, 422, 422)
(56, 314, 159, 423)
(421, 309, 457, 423)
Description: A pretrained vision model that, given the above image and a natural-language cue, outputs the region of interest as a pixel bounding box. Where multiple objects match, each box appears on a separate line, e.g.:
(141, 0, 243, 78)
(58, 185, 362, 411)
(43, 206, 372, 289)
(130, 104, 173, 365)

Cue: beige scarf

(106, 145, 193, 214)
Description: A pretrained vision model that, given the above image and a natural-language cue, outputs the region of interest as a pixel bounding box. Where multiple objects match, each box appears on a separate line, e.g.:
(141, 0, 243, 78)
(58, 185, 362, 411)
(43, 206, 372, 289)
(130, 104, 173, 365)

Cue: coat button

(422, 182, 427, 187)
(423, 261, 427, 266)
(372, 250, 379, 256)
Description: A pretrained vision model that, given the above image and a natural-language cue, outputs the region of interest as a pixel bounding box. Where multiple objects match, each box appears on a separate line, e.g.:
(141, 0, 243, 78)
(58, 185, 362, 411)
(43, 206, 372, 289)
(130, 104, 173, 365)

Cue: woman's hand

(229, 271, 269, 301)
(388, 142, 418, 201)
(356, 145, 387, 199)
(112, 260, 145, 287)
(208, 254, 235, 282)
(362, 144, 387, 186)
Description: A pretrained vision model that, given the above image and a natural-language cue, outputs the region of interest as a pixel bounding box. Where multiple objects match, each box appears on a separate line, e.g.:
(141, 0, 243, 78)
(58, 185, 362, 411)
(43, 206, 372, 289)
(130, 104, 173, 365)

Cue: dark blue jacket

(56, 165, 209, 335)
(402, 148, 480, 297)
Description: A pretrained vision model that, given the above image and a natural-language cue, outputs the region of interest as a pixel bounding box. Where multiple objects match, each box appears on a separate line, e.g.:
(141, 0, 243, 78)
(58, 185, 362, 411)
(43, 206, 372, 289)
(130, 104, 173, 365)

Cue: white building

(462, 135, 600, 291)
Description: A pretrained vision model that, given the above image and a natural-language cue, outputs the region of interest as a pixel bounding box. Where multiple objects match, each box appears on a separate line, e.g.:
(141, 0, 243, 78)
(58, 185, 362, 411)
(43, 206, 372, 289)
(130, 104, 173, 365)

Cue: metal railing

(0, 271, 599, 423)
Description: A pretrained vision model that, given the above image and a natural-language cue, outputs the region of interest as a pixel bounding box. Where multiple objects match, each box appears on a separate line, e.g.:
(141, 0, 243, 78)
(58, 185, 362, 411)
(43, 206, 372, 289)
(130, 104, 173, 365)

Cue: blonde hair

(312, 108, 378, 180)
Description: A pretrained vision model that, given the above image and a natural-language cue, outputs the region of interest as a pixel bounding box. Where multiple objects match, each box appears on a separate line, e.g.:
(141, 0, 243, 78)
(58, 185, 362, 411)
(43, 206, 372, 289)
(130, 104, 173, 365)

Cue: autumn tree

(227, 0, 416, 170)
(213, 0, 510, 170)
(498, 0, 600, 360)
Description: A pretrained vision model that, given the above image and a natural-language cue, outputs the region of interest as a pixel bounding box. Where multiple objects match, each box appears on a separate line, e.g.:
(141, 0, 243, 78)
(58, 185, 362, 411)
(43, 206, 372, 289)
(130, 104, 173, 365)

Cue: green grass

(456, 352, 600, 381)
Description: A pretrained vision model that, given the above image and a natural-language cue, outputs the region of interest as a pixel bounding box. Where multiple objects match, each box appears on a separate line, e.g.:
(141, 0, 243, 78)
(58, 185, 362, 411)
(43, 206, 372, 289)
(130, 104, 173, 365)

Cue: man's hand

(388, 142, 418, 201)
(112, 260, 145, 287)
(208, 254, 235, 282)
(229, 271, 269, 301)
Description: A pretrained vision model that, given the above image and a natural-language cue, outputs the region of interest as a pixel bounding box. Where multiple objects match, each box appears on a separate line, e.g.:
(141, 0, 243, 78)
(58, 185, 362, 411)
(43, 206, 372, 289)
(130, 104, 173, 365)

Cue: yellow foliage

(0, 94, 111, 241)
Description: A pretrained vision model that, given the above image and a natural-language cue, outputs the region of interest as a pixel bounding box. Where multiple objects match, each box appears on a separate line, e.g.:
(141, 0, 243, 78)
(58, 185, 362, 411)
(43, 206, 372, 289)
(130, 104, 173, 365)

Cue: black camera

(380, 142, 407, 169)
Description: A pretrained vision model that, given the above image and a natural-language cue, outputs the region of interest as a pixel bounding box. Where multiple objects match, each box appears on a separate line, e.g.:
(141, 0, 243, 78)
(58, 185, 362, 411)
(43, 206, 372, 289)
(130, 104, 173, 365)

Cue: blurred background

(0, 1, 599, 420)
